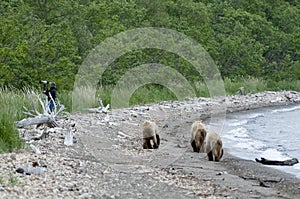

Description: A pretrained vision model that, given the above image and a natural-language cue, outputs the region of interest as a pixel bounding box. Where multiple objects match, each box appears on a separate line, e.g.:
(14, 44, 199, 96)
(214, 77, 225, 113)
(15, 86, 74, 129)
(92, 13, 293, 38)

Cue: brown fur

(204, 131, 224, 161)
(190, 120, 207, 153)
(142, 120, 160, 149)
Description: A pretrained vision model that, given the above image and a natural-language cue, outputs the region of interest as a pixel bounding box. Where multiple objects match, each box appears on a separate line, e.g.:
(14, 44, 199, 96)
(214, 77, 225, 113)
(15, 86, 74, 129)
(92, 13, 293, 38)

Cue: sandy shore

(1, 91, 300, 198)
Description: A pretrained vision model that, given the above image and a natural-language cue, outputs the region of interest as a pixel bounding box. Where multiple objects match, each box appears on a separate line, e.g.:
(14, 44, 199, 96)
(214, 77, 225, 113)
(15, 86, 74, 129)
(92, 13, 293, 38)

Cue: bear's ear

(142, 121, 150, 127)
(198, 120, 204, 125)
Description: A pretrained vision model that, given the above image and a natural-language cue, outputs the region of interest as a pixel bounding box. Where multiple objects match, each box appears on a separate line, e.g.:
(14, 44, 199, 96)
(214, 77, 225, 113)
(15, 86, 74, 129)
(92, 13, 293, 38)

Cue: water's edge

(222, 104, 300, 178)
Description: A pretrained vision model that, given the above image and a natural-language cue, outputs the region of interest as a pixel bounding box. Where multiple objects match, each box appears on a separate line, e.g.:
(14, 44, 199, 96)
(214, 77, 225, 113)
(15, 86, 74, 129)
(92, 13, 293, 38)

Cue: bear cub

(190, 120, 207, 153)
(142, 120, 160, 149)
(204, 131, 224, 161)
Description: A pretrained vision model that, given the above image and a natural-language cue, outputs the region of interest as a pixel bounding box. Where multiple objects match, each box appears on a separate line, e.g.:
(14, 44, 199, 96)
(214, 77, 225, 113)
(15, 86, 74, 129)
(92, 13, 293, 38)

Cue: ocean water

(221, 104, 300, 178)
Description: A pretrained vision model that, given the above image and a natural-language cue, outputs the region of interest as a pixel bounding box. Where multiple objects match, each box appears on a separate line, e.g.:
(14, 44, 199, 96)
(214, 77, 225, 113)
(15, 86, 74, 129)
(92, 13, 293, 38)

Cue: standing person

(43, 82, 57, 112)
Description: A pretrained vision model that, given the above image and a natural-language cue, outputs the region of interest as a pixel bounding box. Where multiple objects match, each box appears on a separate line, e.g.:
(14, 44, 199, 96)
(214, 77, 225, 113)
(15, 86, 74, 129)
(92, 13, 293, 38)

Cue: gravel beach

(1, 91, 300, 198)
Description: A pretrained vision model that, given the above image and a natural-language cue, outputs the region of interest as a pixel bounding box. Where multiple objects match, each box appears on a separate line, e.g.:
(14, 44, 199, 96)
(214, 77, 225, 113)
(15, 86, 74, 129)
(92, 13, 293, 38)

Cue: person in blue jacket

(43, 82, 56, 112)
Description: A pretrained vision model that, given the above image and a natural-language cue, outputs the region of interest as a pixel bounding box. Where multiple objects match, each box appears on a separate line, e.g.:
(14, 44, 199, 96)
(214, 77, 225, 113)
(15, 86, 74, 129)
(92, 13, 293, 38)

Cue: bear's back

(142, 120, 158, 138)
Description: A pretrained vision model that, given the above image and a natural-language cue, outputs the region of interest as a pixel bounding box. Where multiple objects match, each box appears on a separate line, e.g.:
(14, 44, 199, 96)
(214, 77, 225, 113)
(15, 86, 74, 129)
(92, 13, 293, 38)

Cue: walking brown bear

(204, 131, 224, 161)
(190, 120, 207, 153)
(142, 120, 160, 149)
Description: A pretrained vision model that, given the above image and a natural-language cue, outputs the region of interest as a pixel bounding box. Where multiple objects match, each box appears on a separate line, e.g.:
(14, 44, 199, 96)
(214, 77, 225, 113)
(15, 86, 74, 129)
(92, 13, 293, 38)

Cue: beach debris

(16, 166, 44, 175)
(64, 128, 74, 146)
(29, 144, 41, 155)
(88, 99, 110, 113)
(117, 131, 130, 139)
(240, 175, 285, 189)
(216, 171, 228, 175)
(236, 87, 245, 95)
(16, 91, 65, 128)
(258, 179, 271, 188)
(255, 157, 299, 166)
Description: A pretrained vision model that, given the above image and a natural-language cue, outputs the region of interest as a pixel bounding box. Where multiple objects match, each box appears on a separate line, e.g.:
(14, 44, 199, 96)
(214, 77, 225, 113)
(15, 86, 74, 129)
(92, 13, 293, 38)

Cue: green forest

(0, 0, 300, 152)
(1, 0, 299, 91)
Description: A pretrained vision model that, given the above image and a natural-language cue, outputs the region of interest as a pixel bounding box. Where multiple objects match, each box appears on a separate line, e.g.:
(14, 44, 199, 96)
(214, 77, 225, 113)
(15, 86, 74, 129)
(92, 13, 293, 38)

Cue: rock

(79, 193, 92, 198)
(16, 166, 44, 175)
(30, 144, 41, 155)
(10, 154, 16, 161)
(16, 167, 25, 174)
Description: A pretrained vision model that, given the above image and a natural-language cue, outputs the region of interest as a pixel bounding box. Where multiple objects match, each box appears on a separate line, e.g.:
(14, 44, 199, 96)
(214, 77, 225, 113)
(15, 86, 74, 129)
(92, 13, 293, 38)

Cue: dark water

(222, 104, 300, 178)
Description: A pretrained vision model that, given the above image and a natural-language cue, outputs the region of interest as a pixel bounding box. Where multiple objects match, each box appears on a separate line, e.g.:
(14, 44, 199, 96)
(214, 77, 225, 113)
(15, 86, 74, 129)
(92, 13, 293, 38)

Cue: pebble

(0, 91, 299, 198)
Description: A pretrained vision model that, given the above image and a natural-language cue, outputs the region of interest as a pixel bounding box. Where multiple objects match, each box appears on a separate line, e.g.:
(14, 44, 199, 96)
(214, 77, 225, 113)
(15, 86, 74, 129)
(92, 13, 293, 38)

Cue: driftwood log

(16, 91, 65, 128)
(255, 157, 299, 166)
(88, 99, 110, 113)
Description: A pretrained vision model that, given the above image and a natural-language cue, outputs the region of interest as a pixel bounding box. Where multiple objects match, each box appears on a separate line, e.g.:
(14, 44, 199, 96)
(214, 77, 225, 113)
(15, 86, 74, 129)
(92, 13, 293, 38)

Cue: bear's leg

(220, 148, 224, 159)
(146, 139, 153, 149)
(214, 144, 223, 161)
(156, 134, 160, 146)
(153, 134, 160, 149)
(216, 148, 224, 161)
(207, 151, 214, 161)
(143, 139, 148, 149)
(191, 140, 199, 152)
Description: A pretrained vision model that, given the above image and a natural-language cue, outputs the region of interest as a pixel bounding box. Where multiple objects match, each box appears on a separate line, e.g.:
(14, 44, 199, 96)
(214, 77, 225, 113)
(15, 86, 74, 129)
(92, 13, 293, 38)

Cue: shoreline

(1, 90, 300, 198)
(223, 102, 300, 178)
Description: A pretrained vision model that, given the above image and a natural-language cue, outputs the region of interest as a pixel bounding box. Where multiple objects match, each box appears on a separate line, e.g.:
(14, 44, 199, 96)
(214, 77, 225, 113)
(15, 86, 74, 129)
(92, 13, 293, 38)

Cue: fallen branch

(17, 114, 58, 128)
(255, 157, 299, 166)
(16, 91, 65, 128)
(88, 99, 110, 113)
(239, 175, 284, 183)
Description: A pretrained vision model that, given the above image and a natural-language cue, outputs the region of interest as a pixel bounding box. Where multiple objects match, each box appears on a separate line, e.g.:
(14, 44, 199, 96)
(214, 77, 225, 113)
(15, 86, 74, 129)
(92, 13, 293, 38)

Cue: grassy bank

(1, 78, 299, 153)
(0, 88, 27, 153)
(97, 78, 300, 107)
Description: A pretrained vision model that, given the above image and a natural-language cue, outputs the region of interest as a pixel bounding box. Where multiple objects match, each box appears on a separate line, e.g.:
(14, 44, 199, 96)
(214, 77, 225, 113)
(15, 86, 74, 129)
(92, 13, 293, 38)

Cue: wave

(234, 140, 266, 151)
(247, 113, 264, 119)
(259, 148, 290, 161)
(227, 119, 248, 127)
(224, 127, 249, 139)
(223, 106, 300, 178)
(271, 105, 300, 113)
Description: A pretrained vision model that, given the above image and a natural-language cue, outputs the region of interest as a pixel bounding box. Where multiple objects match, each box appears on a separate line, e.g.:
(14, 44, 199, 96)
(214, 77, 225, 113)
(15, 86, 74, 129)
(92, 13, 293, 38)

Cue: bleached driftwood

(64, 128, 73, 146)
(88, 99, 110, 113)
(30, 144, 41, 155)
(16, 91, 65, 128)
(17, 114, 58, 128)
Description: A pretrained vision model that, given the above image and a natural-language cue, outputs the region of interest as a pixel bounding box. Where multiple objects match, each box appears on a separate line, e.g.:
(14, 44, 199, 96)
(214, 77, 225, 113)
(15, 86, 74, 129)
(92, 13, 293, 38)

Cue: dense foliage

(1, 0, 299, 90)
(1, 0, 300, 152)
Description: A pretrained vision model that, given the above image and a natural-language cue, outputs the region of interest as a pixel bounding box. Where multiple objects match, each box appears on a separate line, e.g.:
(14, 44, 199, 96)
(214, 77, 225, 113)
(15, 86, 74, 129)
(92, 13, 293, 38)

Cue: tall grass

(0, 87, 75, 153)
(0, 87, 28, 153)
(1, 78, 299, 152)
(95, 78, 300, 108)
(129, 84, 177, 106)
(224, 78, 300, 94)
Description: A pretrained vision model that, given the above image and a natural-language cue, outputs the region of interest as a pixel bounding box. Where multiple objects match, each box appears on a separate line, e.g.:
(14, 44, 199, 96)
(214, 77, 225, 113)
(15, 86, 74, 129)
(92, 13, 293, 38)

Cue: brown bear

(190, 120, 207, 153)
(204, 131, 223, 161)
(142, 120, 160, 149)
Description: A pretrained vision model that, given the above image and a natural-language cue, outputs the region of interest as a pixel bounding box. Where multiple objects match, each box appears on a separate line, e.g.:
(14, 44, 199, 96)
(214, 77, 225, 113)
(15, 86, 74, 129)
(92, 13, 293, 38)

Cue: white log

(64, 128, 73, 146)
(30, 144, 41, 155)
(88, 99, 110, 113)
(17, 91, 65, 128)
(16, 114, 58, 128)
